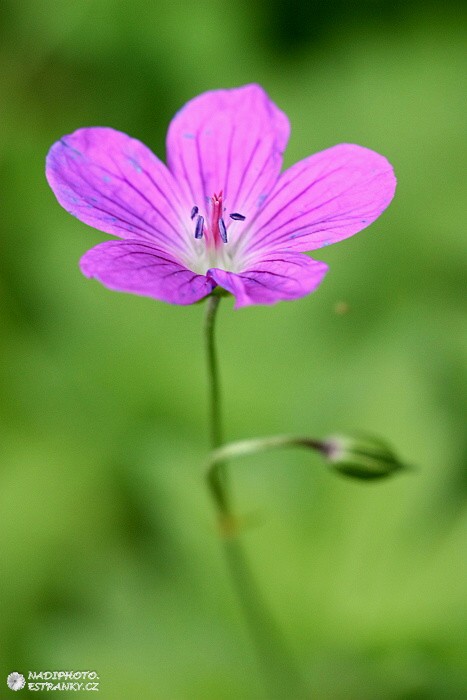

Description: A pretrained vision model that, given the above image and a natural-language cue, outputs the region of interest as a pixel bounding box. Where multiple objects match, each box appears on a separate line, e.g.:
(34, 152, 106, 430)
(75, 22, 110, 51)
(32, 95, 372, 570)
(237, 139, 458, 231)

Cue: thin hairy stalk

(203, 296, 307, 698)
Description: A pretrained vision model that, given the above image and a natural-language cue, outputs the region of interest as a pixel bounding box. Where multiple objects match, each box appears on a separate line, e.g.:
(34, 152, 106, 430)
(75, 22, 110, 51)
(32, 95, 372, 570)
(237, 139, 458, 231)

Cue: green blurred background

(1, 1, 466, 697)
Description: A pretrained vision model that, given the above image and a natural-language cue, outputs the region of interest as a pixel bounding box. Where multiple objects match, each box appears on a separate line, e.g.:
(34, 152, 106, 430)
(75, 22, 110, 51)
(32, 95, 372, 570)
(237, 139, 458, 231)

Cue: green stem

(204, 294, 230, 515)
(204, 294, 223, 451)
(203, 295, 307, 698)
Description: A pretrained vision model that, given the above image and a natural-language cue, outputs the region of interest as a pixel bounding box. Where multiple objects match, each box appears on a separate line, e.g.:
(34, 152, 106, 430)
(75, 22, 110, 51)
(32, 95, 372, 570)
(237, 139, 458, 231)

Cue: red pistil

(192, 192, 239, 246)
(210, 191, 223, 249)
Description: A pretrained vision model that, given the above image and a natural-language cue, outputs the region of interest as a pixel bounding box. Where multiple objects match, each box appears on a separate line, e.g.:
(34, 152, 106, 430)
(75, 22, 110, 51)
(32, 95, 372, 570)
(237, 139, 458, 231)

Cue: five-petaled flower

(46, 84, 396, 308)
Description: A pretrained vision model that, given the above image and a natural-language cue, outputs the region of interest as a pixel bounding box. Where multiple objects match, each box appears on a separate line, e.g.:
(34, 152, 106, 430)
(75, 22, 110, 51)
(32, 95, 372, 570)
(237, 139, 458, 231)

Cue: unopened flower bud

(322, 434, 405, 480)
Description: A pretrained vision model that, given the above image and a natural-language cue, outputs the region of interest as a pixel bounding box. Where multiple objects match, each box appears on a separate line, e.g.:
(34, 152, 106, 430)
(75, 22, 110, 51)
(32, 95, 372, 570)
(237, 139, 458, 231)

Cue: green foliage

(0, 1, 466, 697)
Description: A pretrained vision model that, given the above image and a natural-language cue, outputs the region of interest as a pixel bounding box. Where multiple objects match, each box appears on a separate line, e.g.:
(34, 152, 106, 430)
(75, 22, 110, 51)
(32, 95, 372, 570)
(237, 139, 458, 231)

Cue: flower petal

(166, 84, 290, 221)
(46, 127, 192, 259)
(80, 240, 214, 305)
(208, 253, 328, 308)
(240, 144, 396, 256)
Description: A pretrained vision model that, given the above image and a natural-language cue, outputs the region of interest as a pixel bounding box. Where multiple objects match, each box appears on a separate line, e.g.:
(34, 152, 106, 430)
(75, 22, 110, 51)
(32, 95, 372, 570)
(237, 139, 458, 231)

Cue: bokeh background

(1, 1, 466, 697)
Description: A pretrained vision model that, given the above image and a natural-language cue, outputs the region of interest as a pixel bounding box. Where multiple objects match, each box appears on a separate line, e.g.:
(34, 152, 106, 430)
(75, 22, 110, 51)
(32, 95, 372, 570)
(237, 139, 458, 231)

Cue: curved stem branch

(206, 435, 324, 495)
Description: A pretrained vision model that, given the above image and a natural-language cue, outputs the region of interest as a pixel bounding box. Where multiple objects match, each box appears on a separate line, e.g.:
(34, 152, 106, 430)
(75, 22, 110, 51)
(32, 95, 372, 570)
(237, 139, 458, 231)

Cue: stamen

(230, 212, 246, 221)
(190, 205, 199, 220)
(218, 217, 228, 243)
(195, 215, 204, 239)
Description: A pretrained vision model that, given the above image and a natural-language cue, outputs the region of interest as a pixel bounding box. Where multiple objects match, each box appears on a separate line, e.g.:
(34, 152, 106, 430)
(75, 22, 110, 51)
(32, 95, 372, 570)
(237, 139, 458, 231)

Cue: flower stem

(204, 294, 231, 516)
(203, 295, 307, 698)
(204, 294, 223, 451)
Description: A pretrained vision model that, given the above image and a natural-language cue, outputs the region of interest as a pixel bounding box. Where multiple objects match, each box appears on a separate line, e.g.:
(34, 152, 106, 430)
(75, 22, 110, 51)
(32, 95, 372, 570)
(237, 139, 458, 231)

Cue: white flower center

(184, 192, 248, 275)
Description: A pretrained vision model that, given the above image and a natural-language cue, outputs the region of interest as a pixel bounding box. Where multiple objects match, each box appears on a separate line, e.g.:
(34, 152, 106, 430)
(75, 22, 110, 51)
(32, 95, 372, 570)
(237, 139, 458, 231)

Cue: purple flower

(46, 85, 396, 308)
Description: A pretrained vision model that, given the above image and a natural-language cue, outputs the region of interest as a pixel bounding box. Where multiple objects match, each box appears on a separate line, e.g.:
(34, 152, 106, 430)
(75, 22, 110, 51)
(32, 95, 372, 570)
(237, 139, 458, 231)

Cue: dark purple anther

(190, 205, 199, 220)
(195, 215, 204, 239)
(218, 217, 228, 243)
(230, 212, 246, 221)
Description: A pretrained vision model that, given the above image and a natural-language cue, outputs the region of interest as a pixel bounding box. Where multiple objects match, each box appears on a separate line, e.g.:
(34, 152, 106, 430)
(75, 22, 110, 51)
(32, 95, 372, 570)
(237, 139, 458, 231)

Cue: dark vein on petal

(252, 162, 346, 237)
(108, 155, 187, 247)
(230, 138, 262, 208)
(255, 256, 308, 267)
(106, 252, 181, 267)
(138, 166, 186, 217)
(62, 161, 163, 231)
(59, 145, 191, 255)
(170, 136, 198, 208)
(64, 191, 161, 241)
(76, 201, 180, 255)
(241, 269, 294, 280)
(195, 125, 208, 204)
(94, 148, 186, 220)
(236, 274, 282, 291)
(108, 240, 176, 255)
(251, 192, 384, 251)
(231, 133, 261, 208)
(61, 158, 184, 254)
(245, 166, 381, 254)
(104, 261, 179, 274)
(227, 146, 277, 256)
(223, 122, 236, 202)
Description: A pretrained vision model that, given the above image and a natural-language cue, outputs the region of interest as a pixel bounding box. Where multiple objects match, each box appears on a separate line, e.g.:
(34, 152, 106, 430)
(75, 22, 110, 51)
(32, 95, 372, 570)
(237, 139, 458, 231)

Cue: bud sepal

(322, 434, 406, 480)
